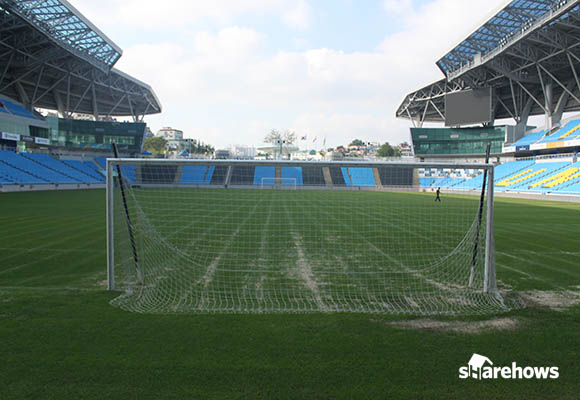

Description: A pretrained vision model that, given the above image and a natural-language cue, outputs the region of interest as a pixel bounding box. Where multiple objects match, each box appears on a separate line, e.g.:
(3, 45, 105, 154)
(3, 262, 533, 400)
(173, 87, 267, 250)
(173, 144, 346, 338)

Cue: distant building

(398, 142, 413, 157)
(228, 144, 256, 159)
(156, 127, 184, 150)
(157, 127, 183, 140)
(214, 149, 231, 159)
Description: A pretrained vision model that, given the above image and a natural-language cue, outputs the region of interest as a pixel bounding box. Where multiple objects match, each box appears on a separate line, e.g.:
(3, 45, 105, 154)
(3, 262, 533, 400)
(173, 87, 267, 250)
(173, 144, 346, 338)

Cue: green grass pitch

(1, 189, 580, 399)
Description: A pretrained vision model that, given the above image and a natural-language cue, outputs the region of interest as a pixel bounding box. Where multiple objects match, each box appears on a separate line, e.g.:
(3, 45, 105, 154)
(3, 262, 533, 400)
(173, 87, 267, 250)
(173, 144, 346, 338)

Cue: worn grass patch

(386, 317, 520, 334)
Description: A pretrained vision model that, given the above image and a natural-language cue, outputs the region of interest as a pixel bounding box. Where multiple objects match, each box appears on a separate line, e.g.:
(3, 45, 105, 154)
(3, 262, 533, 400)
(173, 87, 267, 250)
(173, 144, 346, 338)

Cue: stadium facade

(0, 0, 160, 156)
(397, 0, 580, 161)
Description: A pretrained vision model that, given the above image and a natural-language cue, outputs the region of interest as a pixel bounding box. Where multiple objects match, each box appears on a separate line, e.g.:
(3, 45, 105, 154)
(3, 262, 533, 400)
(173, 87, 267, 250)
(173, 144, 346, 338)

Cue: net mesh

(109, 161, 506, 315)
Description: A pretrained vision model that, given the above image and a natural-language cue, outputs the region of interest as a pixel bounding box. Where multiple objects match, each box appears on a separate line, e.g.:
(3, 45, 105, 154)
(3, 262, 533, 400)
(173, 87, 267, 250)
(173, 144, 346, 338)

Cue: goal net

(260, 177, 297, 189)
(107, 160, 506, 315)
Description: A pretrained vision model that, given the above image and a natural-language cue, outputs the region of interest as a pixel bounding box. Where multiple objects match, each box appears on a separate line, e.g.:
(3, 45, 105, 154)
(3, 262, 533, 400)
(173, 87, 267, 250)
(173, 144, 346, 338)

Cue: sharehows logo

(459, 354, 559, 380)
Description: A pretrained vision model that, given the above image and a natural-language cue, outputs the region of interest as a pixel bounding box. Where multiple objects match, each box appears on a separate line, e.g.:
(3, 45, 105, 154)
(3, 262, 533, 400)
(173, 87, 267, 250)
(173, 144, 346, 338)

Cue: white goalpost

(260, 177, 297, 189)
(106, 159, 504, 315)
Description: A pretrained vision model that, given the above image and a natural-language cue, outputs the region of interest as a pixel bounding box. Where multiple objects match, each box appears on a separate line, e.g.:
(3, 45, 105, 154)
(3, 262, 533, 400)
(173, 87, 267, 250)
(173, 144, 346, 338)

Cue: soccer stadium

(1, 0, 580, 398)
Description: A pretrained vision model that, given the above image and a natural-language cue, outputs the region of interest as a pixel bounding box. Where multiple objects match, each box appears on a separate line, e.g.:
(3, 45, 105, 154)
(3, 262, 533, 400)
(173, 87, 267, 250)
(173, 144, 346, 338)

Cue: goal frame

(260, 176, 297, 189)
(106, 159, 496, 296)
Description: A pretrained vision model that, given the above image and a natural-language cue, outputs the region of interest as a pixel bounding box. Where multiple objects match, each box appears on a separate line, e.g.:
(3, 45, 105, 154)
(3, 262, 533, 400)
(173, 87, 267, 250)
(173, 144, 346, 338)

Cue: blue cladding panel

(281, 167, 303, 185)
(254, 166, 275, 185)
(341, 167, 375, 186)
(205, 166, 215, 184)
(180, 166, 209, 184)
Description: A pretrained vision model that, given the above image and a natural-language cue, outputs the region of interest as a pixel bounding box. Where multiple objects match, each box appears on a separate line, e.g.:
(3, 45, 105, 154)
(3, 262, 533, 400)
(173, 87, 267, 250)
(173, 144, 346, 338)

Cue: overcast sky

(73, 0, 507, 150)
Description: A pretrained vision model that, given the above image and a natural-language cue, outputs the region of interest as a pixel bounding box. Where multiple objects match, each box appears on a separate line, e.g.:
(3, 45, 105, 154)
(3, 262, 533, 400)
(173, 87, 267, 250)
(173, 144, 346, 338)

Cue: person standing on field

(435, 187, 441, 202)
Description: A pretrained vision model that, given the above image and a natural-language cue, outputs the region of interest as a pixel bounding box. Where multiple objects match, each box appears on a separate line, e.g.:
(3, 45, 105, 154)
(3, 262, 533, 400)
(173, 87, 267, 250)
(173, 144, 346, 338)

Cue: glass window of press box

(48, 117, 146, 152)
(411, 127, 505, 155)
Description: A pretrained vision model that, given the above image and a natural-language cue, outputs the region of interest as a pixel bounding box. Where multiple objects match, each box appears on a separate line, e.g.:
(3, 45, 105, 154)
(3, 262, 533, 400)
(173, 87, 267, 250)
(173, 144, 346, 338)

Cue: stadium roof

(0, 0, 161, 119)
(397, 0, 580, 126)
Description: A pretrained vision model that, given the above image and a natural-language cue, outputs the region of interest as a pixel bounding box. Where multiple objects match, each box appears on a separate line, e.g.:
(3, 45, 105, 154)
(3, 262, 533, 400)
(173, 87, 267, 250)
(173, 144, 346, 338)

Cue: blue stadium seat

(120, 165, 135, 183)
(61, 160, 105, 182)
(0, 99, 40, 119)
(95, 157, 106, 169)
(0, 150, 76, 184)
(539, 120, 580, 143)
(512, 130, 547, 147)
(22, 153, 100, 184)
(0, 160, 48, 184)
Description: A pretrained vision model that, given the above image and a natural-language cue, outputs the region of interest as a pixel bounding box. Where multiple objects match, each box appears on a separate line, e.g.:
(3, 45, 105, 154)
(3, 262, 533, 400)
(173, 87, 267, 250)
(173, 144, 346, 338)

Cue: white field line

(500, 249, 580, 267)
(348, 201, 478, 273)
(253, 197, 273, 302)
(0, 222, 105, 276)
(317, 205, 459, 293)
(281, 199, 330, 311)
(134, 196, 252, 268)
(497, 251, 580, 277)
(0, 286, 99, 292)
(0, 214, 102, 250)
(172, 200, 262, 310)
(0, 247, 102, 253)
(498, 223, 580, 250)
(291, 232, 328, 311)
(494, 262, 567, 291)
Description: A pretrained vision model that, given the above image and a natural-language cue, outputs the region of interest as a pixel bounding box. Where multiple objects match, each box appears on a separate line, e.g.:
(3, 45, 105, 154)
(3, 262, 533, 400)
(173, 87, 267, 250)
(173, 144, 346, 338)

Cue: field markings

(346, 196, 477, 270)
(291, 232, 328, 311)
(311, 202, 460, 307)
(0, 220, 105, 277)
(170, 198, 263, 311)
(497, 251, 580, 278)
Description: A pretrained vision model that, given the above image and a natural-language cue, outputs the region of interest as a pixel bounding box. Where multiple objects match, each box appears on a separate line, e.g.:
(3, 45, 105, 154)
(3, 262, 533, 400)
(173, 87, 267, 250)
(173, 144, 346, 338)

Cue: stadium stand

(120, 166, 135, 183)
(341, 167, 376, 187)
(61, 160, 105, 182)
(21, 153, 100, 184)
(329, 167, 346, 185)
(498, 162, 569, 190)
(230, 166, 255, 185)
(0, 161, 47, 184)
(539, 120, 580, 143)
(527, 162, 580, 191)
(460, 160, 535, 189)
(0, 150, 77, 184)
(95, 157, 106, 169)
(512, 129, 547, 147)
(377, 167, 414, 187)
(0, 99, 41, 120)
(302, 166, 325, 185)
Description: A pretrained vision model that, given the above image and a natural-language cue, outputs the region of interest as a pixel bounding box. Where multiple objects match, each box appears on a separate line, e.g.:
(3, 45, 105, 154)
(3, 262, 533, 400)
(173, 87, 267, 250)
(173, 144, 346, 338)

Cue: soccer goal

(107, 159, 505, 315)
(260, 177, 297, 189)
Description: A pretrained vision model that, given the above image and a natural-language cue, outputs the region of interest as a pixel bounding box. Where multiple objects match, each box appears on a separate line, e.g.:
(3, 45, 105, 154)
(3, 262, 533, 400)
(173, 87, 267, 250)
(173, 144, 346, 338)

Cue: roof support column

(545, 82, 553, 129)
(91, 82, 99, 120)
(552, 81, 575, 126)
(514, 97, 533, 143)
(537, 64, 552, 130)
